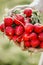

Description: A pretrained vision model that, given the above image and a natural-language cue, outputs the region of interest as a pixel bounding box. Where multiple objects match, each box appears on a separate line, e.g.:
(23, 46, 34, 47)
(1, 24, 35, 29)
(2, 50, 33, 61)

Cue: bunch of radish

(0, 8, 43, 51)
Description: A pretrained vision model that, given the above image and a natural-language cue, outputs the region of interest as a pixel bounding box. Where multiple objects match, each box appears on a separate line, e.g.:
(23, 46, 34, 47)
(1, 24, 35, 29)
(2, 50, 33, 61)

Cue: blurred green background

(0, 0, 43, 65)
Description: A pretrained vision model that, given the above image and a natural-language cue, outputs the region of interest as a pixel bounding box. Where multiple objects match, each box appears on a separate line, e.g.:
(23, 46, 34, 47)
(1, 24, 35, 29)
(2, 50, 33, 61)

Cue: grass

(0, 0, 43, 65)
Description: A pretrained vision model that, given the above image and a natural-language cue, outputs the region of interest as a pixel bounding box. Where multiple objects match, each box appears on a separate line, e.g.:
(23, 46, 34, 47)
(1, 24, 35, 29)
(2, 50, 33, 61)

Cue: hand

(8, 0, 43, 16)
(8, 4, 38, 16)
(8, 5, 29, 16)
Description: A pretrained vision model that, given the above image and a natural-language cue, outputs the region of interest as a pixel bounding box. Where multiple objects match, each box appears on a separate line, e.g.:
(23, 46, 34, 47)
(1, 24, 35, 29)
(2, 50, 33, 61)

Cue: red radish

(5, 26, 15, 36)
(30, 32, 37, 40)
(14, 17, 24, 27)
(24, 41, 30, 47)
(34, 24, 42, 33)
(14, 17, 21, 25)
(23, 33, 30, 41)
(15, 25, 24, 36)
(0, 25, 1, 30)
(0, 8, 43, 49)
(16, 14, 25, 24)
(24, 8, 32, 17)
(0, 23, 5, 32)
(25, 23, 34, 33)
(38, 32, 43, 41)
(41, 25, 43, 31)
(4, 17, 13, 26)
(31, 39, 40, 48)
(13, 35, 18, 41)
(17, 36, 22, 43)
(40, 42, 43, 48)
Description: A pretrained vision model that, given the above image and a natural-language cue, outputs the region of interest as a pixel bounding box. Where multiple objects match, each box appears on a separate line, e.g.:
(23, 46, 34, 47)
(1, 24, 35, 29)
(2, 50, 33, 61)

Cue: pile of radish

(0, 8, 43, 50)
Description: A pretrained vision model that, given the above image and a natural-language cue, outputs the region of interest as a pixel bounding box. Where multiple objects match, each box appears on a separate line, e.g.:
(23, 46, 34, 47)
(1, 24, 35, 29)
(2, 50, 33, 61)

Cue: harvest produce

(0, 8, 43, 51)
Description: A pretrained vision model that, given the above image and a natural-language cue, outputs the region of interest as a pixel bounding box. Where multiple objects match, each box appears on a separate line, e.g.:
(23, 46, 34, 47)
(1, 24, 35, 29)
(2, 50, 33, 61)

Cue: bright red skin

(17, 36, 22, 43)
(13, 17, 25, 28)
(41, 25, 43, 31)
(40, 42, 43, 48)
(24, 41, 30, 47)
(0, 23, 5, 32)
(0, 25, 1, 30)
(24, 8, 32, 17)
(34, 24, 42, 33)
(30, 32, 37, 40)
(23, 33, 30, 41)
(16, 14, 25, 24)
(5, 26, 15, 36)
(14, 14, 25, 25)
(14, 17, 21, 25)
(15, 25, 24, 36)
(25, 23, 34, 33)
(38, 32, 43, 41)
(13, 35, 18, 41)
(31, 39, 40, 48)
(4, 17, 13, 26)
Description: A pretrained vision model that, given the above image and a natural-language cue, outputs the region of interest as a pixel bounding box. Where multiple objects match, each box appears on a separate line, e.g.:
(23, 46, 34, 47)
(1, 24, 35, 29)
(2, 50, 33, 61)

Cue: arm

(38, 52, 43, 65)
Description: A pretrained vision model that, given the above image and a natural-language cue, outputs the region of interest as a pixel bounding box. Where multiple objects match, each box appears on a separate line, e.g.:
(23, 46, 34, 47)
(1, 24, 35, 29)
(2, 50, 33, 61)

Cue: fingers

(8, 4, 38, 16)
(8, 5, 30, 16)
(8, 5, 22, 16)
(10, 5, 29, 10)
